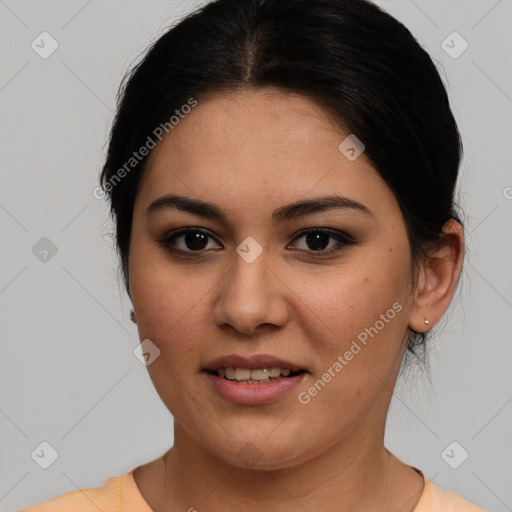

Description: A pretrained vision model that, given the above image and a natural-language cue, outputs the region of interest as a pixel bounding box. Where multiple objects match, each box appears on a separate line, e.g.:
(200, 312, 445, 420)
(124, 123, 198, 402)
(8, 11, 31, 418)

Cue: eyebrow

(146, 193, 372, 226)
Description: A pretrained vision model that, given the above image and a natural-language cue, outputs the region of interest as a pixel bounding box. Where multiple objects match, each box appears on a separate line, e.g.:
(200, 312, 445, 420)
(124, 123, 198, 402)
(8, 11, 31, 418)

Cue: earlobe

(130, 310, 137, 323)
(408, 219, 464, 333)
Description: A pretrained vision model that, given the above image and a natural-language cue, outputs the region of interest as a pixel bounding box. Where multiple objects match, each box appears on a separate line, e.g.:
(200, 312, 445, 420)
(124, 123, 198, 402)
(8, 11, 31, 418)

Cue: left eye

(289, 229, 355, 254)
(160, 228, 355, 255)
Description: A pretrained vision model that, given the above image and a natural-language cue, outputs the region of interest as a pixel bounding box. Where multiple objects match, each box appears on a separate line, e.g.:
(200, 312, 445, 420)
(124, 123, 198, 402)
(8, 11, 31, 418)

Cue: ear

(130, 310, 137, 324)
(409, 219, 465, 333)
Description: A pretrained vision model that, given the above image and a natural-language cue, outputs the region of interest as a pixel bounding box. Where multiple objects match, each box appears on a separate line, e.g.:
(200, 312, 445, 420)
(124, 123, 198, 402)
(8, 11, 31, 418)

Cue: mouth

(203, 357, 308, 404)
(206, 367, 306, 384)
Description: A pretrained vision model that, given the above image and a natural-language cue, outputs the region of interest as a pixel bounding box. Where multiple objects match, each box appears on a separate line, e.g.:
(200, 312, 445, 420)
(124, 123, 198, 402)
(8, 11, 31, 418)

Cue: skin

(128, 87, 464, 512)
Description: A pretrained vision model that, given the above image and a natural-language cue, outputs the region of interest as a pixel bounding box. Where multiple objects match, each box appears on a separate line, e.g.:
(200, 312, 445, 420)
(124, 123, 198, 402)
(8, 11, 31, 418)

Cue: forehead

(152, 87, 350, 159)
(136, 88, 398, 224)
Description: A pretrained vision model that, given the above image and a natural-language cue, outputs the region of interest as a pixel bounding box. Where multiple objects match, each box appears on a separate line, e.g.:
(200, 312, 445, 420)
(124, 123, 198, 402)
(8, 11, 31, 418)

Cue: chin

(205, 432, 319, 471)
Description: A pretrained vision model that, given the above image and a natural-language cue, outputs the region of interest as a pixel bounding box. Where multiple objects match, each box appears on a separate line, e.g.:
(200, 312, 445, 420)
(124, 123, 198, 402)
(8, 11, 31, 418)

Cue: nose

(212, 249, 290, 336)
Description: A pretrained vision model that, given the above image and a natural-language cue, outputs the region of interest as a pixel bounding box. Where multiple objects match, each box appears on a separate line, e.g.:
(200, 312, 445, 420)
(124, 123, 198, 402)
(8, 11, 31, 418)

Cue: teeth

(216, 367, 297, 382)
(268, 367, 282, 377)
(251, 369, 270, 381)
(235, 368, 251, 380)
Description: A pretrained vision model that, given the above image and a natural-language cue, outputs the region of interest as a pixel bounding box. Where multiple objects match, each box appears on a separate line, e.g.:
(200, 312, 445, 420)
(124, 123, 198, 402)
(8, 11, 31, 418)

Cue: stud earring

(424, 319, 430, 325)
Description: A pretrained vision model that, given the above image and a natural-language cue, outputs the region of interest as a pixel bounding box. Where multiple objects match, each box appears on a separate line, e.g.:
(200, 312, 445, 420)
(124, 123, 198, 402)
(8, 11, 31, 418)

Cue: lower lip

(204, 371, 306, 405)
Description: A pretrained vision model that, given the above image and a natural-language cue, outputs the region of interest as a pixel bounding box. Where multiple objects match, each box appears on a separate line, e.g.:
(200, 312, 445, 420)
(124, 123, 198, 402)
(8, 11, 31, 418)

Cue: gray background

(0, 0, 511, 511)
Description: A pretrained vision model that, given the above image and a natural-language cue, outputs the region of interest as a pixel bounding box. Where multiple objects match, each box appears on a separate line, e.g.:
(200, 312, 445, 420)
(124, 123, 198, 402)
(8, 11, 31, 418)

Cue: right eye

(160, 227, 222, 255)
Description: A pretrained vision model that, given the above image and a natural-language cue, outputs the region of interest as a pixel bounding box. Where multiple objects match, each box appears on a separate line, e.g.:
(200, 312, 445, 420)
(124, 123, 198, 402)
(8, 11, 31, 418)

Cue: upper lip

(204, 354, 305, 372)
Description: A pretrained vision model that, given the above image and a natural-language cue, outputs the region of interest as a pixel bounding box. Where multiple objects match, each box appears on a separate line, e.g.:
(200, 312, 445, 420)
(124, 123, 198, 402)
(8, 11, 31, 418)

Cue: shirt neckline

(126, 465, 432, 512)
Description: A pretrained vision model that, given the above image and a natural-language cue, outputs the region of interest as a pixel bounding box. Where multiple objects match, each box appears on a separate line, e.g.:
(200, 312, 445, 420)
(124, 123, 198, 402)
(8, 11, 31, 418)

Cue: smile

(208, 367, 304, 383)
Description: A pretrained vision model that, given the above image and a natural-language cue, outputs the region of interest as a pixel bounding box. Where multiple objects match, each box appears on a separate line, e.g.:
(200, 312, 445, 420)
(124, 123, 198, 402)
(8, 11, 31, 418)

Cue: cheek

(129, 250, 215, 411)
(299, 258, 407, 329)
(129, 243, 218, 358)
(290, 262, 408, 436)
(291, 247, 410, 372)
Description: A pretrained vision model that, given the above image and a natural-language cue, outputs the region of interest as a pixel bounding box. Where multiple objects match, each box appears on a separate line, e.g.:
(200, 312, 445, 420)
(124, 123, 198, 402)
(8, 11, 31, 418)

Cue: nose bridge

(213, 243, 288, 334)
(227, 245, 273, 308)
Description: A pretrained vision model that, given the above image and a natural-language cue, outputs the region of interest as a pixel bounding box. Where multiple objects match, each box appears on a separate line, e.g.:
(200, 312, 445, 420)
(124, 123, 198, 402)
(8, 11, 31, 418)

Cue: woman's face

(129, 88, 417, 469)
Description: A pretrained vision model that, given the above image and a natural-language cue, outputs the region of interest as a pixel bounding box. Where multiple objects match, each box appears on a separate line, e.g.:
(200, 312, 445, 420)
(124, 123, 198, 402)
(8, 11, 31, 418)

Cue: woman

(20, 0, 486, 510)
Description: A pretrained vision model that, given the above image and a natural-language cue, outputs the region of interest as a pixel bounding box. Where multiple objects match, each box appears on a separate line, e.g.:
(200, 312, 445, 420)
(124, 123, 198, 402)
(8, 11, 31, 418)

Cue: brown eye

(289, 229, 357, 255)
(161, 228, 222, 253)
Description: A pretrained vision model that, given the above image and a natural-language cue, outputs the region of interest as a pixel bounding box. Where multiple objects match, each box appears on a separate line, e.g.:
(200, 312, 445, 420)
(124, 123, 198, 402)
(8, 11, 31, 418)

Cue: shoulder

(18, 470, 152, 512)
(415, 478, 488, 512)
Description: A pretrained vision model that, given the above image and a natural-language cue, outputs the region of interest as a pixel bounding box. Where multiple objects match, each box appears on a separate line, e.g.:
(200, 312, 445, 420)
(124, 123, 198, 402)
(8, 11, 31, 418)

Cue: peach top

(19, 467, 487, 511)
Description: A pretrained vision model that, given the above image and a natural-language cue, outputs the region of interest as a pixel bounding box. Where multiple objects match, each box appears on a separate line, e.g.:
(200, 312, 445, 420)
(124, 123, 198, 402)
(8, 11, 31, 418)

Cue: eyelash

(159, 227, 358, 258)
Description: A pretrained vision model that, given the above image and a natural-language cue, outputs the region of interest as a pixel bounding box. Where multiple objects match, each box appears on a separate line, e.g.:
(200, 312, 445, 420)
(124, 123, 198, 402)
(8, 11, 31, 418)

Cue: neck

(162, 422, 394, 512)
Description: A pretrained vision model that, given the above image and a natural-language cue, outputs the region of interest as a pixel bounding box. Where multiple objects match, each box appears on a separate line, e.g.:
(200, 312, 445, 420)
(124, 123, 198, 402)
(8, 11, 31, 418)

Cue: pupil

(186, 232, 208, 250)
(183, 231, 330, 251)
(306, 231, 329, 251)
